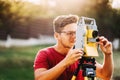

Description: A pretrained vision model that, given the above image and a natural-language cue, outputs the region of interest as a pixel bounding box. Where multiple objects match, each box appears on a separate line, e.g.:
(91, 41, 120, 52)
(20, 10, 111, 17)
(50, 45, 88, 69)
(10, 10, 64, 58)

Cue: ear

(54, 32, 60, 39)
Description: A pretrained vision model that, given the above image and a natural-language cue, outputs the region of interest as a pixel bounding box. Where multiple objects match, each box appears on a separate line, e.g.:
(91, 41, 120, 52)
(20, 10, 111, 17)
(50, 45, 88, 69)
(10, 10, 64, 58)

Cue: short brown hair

(53, 14, 79, 32)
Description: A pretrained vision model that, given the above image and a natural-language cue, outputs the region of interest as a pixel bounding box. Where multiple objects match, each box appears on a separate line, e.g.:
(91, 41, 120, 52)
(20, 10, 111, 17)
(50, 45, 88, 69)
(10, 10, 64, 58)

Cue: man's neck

(53, 44, 71, 55)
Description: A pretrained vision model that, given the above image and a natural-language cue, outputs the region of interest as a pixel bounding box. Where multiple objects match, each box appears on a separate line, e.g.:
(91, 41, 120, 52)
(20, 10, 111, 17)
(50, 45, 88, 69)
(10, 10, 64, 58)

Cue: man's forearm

(35, 59, 69, 80)
(102, 53, 114, 78)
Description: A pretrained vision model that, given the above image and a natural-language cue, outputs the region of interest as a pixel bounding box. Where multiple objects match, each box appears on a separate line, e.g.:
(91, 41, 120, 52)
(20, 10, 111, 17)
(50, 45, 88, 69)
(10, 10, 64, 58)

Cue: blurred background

(0, 0, 120, 80)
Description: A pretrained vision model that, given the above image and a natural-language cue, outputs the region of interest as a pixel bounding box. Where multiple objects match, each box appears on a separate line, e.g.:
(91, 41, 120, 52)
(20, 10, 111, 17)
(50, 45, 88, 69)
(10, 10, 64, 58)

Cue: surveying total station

(71, 17, 99, 80)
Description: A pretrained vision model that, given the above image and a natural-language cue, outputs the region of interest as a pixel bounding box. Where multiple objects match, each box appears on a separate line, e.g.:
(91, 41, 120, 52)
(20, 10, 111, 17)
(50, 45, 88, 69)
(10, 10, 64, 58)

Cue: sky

(112, 0, 120, 9)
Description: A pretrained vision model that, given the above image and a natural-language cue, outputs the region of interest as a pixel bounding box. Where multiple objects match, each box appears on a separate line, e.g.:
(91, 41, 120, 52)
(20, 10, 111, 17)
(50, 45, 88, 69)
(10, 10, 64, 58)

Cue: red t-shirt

(34, 47, 84, 80)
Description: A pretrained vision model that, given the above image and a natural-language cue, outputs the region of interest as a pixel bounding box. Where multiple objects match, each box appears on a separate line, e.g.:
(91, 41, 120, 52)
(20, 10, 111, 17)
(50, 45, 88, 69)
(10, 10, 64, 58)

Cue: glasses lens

(61, 31, 76, 36)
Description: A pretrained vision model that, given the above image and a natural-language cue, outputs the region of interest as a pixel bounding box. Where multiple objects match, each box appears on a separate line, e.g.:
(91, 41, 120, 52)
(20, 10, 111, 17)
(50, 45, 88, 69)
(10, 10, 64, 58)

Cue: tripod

(71, 57, 96, 80)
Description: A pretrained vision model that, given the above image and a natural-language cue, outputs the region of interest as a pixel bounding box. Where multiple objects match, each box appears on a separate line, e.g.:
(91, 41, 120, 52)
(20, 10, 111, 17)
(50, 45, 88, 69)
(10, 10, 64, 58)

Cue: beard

(61, 40, 74, 49)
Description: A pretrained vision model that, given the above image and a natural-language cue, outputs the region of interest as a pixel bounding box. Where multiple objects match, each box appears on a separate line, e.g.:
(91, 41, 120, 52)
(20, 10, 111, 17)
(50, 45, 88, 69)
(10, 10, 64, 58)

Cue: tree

(0, 0, 13, 39)
(0, 0, 33, 39)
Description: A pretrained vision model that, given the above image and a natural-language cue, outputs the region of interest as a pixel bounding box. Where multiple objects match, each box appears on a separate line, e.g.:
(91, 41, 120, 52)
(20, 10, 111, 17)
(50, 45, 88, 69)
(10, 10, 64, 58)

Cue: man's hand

(96, 36, 114, 79)
(64, 49, 83, 67)
(97, 36, 113, 55)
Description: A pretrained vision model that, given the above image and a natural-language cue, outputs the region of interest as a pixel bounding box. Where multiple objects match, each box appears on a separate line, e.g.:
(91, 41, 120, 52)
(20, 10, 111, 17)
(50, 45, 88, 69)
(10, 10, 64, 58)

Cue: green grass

(0, 44, 54, 80)
(0, 44, 120, 80)
(113, 51, 120, 77)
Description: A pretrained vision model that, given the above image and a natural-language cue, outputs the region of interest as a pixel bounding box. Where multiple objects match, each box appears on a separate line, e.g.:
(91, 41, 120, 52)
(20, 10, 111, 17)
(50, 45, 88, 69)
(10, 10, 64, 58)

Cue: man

(33, 15, 113, 80)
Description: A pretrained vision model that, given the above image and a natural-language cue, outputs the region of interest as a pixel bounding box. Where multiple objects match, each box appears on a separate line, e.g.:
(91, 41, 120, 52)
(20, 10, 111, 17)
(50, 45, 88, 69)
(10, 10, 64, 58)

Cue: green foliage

(0, 0, 11, 29)
(0, 0, 120, 39)
(0, 0, 24, 34)
(110, 9, 120, 38)
(54, 0, 120, 39)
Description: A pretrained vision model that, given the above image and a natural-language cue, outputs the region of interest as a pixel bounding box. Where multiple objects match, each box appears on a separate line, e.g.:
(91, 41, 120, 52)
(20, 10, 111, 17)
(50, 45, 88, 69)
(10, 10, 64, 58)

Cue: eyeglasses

(60, 31, 76, 36)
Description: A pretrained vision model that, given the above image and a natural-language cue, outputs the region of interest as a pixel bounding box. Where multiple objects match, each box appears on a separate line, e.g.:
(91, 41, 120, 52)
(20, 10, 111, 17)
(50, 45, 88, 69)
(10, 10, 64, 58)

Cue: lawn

(0, 44, 119, 80)
(0, 44, 53, 80)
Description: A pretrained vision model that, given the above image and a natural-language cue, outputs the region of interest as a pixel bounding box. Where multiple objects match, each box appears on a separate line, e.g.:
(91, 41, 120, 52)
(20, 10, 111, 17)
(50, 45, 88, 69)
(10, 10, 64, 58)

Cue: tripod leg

(71, 62, 81, 80)
(71, 76, 76, 80)
(94, 77, 96, 80)
(84, 77, 88, 80)
(84, 77, 96, 80)
(92, 77, 96, 80)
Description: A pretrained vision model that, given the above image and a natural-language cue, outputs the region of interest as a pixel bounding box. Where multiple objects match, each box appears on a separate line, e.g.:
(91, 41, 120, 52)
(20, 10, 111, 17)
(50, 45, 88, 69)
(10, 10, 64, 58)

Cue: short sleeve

(33, 50, 49, 70)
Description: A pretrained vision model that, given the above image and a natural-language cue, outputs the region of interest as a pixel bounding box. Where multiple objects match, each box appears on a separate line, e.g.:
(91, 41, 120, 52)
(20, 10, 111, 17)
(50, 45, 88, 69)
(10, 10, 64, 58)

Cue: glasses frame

(59, 31, 76, 36)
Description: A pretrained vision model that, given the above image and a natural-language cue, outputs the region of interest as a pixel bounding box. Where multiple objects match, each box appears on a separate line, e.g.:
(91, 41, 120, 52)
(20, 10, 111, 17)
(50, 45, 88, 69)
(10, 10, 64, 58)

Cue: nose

(71, 32, 76, 38)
